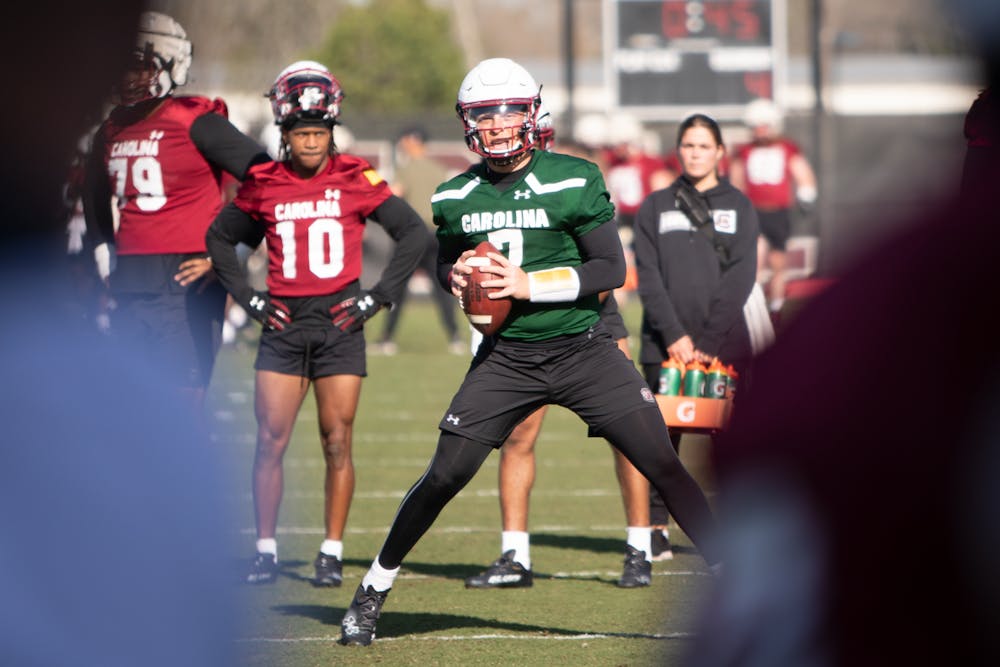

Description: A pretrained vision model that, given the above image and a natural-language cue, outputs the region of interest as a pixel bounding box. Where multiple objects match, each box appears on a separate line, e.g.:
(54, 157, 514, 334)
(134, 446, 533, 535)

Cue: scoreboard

(603, 0, 786, 121)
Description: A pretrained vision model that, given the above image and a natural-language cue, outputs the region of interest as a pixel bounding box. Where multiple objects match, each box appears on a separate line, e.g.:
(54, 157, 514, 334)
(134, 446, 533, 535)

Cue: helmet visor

(465, 102, 531, 127)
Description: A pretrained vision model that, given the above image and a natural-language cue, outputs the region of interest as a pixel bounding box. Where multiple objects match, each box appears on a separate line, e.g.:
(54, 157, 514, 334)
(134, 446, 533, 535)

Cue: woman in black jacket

(633, 113, 758, 558)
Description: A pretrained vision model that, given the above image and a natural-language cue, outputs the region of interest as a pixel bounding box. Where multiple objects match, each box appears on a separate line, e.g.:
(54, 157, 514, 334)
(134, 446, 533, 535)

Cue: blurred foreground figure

(684, 5, 1000, 663)
(0, 2, 239, 665)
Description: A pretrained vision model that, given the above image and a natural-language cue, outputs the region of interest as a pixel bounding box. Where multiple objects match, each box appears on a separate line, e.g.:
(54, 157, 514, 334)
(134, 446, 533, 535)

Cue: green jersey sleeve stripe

(431, 177, 482, 203)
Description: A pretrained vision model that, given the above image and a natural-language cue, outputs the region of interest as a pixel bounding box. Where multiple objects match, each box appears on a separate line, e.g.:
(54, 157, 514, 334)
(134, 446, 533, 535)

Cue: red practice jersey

(100, 96, 228, 255)
(605, 152, 668, 217)
(233, 154, 391, 298)
(734, 138, 801, 210)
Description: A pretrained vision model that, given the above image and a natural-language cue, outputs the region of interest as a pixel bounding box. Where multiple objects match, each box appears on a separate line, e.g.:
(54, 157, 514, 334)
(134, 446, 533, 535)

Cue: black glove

(329, 291, 386, 333)
(246, 291, 291, 331)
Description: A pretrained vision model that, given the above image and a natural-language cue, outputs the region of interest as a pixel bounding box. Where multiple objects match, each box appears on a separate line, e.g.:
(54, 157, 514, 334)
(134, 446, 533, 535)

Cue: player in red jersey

(604, 116, 672, 230)
(82, 11, 269, 400)
(205, 61, 426, 587)
(729, 99, 817, 313)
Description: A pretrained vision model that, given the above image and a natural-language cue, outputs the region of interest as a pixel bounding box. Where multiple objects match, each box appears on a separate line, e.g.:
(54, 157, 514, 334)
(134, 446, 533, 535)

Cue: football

(461, 241, 512, 336)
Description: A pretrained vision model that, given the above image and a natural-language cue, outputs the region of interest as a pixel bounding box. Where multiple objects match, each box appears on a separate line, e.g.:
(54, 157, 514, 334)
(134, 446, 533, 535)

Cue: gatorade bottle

(682, 360, 707, 397)
(725, 364, 739, 399)
(705, 358, 729, 399)
(658, 359, 683, 395)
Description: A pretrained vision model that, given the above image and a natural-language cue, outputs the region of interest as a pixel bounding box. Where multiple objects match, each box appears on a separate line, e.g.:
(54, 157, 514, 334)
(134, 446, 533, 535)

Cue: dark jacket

(633, 177, 758, 367)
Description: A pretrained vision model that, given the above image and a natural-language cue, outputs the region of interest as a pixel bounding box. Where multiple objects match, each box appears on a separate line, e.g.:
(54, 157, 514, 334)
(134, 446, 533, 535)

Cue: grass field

(207, 296, 717, 666)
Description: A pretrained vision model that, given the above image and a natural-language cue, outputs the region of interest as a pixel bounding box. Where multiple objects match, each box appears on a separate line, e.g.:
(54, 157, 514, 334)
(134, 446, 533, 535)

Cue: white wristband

(94, 242, 116, 281)
(527, 267, 580, 303)
(797, 185, 817, 204)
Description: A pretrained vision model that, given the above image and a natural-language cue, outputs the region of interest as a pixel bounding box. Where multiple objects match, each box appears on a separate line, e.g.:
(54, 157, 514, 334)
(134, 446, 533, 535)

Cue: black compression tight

(377, 432, 494, 570)
(600, 406, 720, 565)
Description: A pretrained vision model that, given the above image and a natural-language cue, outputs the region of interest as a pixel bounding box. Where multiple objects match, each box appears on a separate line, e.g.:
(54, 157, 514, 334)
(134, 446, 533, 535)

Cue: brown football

(461, 241, 512, 336)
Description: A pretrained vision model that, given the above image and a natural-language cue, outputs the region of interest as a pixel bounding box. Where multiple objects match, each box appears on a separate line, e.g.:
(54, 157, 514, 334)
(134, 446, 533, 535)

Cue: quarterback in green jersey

(341, 58, 721, 647)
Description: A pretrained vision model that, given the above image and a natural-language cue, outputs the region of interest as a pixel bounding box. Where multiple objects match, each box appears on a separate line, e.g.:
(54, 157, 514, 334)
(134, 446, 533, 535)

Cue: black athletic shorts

(438, 322, 657, 447)
(111, 281, 226, 389)
(255, 324, 366, 379)
(757, 208, 792, 251)
(254, 290, 367, 379)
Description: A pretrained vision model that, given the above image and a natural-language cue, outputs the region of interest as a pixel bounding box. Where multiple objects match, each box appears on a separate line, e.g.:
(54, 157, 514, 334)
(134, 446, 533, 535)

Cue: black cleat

(244, 552, 278, 585)
(313, 552, 343, 587)
(616, 545, 652, 588)
(340, 584, 390, 646)
(464, 549, 533, 589)
(651, 529, 674, 561)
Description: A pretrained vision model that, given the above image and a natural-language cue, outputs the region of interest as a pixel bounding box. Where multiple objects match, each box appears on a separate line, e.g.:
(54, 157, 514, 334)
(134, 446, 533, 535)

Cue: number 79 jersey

(233, 154, 391, 297)
(433, 150, 615, 340)
(100, 96, 229, 255)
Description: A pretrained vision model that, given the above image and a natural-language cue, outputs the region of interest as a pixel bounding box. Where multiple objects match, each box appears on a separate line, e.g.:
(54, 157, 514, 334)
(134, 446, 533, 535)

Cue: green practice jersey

(432, 150, 616, 341)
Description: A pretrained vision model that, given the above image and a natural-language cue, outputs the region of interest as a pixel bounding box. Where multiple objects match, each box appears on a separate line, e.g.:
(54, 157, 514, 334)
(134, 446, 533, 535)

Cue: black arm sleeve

(436, 230, 463, 292)
(189, 113, 270, 180)
(574, 220, 627, 296)
(367, 195, 430, 305)
(205, 203, 264, 308)
(81, 130, 115, 246)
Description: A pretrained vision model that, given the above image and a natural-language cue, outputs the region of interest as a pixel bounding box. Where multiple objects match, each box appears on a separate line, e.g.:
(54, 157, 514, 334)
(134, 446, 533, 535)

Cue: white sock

(501, 530, 531, 571)
(627, 527, 652, 562)
(256, 538, 277, 559)
(320, 539, 343, 559)
(361, 556, 400, 593)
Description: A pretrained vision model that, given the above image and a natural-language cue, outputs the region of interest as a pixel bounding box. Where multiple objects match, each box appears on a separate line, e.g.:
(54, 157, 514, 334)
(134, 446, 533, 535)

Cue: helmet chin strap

(486, 153, 520, 168)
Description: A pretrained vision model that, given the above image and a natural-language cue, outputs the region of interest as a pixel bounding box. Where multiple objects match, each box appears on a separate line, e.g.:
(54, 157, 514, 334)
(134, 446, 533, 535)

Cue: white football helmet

(119, 11, 192, 106)
(744, 98, 784, 133)
(267, 60, 344, 129)
(456, 58, 541, 161)
(536, 102, 555, 151)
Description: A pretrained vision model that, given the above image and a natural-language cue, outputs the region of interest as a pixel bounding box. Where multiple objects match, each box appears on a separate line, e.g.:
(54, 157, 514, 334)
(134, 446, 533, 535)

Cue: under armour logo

(513, 189, 531, 200)
(325, 189, 340, 200)
(149, 130, 164, 141)
(445, 414, 460, 425)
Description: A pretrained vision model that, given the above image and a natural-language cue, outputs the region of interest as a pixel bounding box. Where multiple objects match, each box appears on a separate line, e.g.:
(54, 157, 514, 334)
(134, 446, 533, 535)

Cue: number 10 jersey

(233, 154, 391, 298)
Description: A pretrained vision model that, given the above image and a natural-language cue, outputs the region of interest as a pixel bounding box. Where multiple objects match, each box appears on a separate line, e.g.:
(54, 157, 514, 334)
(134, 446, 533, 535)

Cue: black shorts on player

(438, 322, 653, 446)
(756, 208, 792, 251)
(254, 294, 367, 379)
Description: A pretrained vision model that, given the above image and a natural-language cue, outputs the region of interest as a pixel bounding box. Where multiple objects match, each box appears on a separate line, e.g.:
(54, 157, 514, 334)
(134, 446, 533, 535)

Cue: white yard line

(237, 630, 696, 643)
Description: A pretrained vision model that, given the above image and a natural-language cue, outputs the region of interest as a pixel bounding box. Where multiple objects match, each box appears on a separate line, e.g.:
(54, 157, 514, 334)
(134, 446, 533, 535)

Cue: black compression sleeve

(436, 232, 463, 292)
(205, 203, 263, 307)
(81, 130, 115, 246)
(599, 407, 720, 565)
(189, 113, 270, 179)
(378, 433, 493, 569)
(367, 195, 429, 304)
(574, 220, 627, 296)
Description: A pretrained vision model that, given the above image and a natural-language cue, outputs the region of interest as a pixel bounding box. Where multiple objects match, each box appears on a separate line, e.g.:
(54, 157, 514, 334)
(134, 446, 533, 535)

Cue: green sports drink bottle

(704, 358, 729, 399)
(658, 360, 683, 395)
(682, 361, 706, 397)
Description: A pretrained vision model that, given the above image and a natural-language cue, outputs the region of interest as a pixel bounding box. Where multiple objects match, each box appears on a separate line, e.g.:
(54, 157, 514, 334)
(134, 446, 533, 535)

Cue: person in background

(374, 124, 463, 354)
(82, 11, 269, 407)
(463, 104, 656, 591)
(340, 58, 721, 647)
(728, 98, 817, 314)
(205, 61, 426, 587)
(633, 113, 758, 562)
(685, 65, 1000, 666)
(2, 2, 242, 663)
